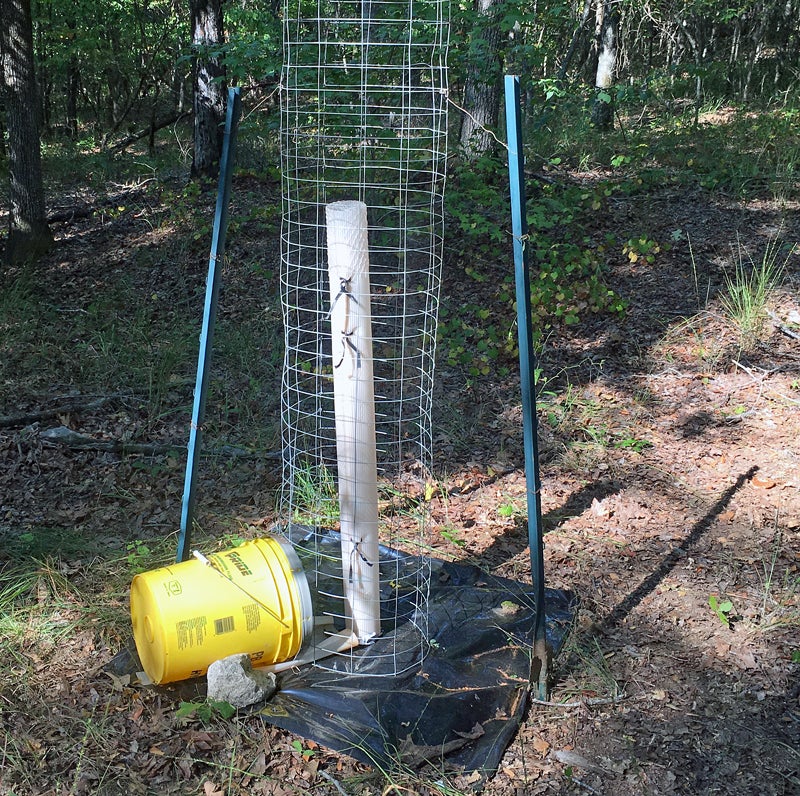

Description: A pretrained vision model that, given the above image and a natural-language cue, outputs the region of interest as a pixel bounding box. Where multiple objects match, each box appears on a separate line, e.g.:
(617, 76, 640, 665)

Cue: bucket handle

(193, 550, 292, 630)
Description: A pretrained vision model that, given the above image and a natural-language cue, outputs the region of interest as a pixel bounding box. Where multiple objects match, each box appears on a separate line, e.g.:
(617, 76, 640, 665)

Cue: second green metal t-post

(504, 74, 549, 700)
(176, 87, 242, 563)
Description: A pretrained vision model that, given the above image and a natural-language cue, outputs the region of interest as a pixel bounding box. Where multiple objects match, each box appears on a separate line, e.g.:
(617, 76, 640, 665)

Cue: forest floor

(1, 127, 799, 795)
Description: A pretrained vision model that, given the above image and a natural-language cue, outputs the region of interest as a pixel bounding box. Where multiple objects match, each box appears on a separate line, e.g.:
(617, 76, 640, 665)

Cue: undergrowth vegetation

(439, 99, 799, 379)
(719, 236, 792, 352)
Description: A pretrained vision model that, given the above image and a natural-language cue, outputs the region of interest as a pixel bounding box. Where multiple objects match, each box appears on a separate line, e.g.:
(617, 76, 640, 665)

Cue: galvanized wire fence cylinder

(278, 0, 449, 673)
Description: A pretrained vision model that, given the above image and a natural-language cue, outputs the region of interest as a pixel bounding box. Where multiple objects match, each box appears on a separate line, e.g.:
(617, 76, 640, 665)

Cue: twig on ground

(768, 310, 800, 340)
(769, 390, 800, 405)
(732, 360, 800, 406)
(318, 769, 349, 796)
(530, 693, 628, 709)
(47, 205, 95, 224)
(38, 426, 279, 459)
(571, 776, 602, 795)
(0, 396, 119, 428)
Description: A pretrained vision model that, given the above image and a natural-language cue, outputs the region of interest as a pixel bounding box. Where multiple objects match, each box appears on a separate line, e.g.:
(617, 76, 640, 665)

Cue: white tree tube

(325, 200, 381, 645)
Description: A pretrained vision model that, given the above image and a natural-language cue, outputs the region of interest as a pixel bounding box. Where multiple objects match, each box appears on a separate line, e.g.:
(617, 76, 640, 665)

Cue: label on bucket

(214, 616, 235, 635)
(212, 550, 254, 578)
(243, 603, 261, 632)
(176, 616, 207, 650)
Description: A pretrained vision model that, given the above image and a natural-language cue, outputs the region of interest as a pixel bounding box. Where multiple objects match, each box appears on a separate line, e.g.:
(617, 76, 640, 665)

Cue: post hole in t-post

(279, 0, 450, 673)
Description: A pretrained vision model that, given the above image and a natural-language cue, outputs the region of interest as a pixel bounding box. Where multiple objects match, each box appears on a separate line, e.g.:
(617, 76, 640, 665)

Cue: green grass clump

(719, 236, 791, 352)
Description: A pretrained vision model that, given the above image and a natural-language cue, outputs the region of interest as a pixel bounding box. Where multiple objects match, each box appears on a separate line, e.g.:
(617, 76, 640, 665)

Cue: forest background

(1, 0, 799, 794)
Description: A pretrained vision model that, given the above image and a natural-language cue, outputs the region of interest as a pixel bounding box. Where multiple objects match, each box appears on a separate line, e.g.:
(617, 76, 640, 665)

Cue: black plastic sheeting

(112, 535, 576, 785)
(256, 553, 575, 780)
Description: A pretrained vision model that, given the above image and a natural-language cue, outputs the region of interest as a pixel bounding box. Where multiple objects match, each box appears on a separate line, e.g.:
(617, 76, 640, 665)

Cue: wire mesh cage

(277, 0, 450, 673)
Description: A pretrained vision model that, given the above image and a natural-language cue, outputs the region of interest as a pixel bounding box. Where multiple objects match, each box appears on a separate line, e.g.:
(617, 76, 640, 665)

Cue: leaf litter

(0, 177, 799, 794)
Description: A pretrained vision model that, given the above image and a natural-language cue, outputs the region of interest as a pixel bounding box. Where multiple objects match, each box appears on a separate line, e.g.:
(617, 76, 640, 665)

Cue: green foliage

(709, 594, 734, 627)
(290, 461, 339, 523)
(719, 235, 790, 352)
(125, 541, 153, 574)
(443, 155, 627, 377)
(0, 525, 105, 560)
(439, 525, 466, 548)
(446, 153, 508, 243)
(497, 501, 515, 518)
(437, 302, 517, 378)
(35, 0, 188, 135)
(291, 739, 316, 759)
(217, 5, 282, 85)
(614, 436, 652, 453)
(176, 699, 236, 723)
(622, 236, 665, 265)
(497, 498, 524, 518)
(524, 96, 800, 204)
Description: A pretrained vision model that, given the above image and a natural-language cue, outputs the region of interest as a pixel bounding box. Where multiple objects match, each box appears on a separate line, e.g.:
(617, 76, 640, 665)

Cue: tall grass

(719, 236, 790, 352)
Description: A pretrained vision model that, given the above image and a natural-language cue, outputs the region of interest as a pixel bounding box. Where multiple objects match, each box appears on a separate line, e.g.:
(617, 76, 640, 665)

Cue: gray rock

(206, 653, 277, 709)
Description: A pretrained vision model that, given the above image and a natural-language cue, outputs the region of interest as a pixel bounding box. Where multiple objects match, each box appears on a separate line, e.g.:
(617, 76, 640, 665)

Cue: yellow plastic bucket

(130, 536, 313, 684)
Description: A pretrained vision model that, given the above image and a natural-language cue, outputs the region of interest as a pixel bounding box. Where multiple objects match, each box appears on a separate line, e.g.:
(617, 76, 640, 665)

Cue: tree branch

(106, 111, 190, 154)
(38, 426, 279, 460)
(0, 397, 115, 428)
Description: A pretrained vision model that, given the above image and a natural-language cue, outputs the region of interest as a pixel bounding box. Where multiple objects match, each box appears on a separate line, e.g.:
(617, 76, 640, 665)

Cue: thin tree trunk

(0, 0, 53, 264)
(191, 0, 226, 179)
(679, 21, 703, 124)
(36, 0, 51, 135)
(0, 100, 6, 160)
(591, 0, 617, 131)
(65, 18, 79, 138)
(557, 0, 594, 83)
(458, 0, 504, 160)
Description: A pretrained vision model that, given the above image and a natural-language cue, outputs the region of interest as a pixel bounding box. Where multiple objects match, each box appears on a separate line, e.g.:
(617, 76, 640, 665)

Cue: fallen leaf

(398, 723, 484, 766)
(752, 474, 776, 489)
(553, 749, 605, 772)
(590, 497, 612, 519)
(454, 723, 485, 740)
(105, 671, 130, 691)
(303, 757, 319, 780)
(532, 736, 551, 755)
(715, 640, 731, 657)
(203, 782, 224, 796)
(249, 751, 267, 776)
(734, 649, 758, 669)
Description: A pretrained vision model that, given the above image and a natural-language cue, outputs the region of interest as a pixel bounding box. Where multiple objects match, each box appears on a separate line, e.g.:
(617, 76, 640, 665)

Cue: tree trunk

(458, 0, 504, 160)
(191, 0, 226, 179)
(591, 0, 617, 132)
(65, 18, 79, 139)
(0, 0, 53, 264)
(0, 100, 6, 161)
(557, 0, 594, 83)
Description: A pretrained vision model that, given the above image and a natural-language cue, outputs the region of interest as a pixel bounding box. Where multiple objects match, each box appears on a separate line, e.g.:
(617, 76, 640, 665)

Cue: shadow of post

(602, 465, 758, 630)
(480, 478, 621, 569)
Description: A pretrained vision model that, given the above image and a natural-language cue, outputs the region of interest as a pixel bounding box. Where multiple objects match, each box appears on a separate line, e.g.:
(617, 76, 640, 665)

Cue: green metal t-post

(504, 75, 548, 700)
(176, 86, 242, 563)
